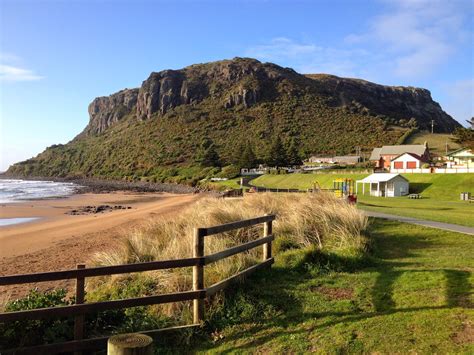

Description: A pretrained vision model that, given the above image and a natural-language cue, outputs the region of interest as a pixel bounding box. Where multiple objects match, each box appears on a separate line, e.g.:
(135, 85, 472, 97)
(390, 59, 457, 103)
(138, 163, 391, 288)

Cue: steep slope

(306, 74, 458, 132)
(6, 58, 460, 183)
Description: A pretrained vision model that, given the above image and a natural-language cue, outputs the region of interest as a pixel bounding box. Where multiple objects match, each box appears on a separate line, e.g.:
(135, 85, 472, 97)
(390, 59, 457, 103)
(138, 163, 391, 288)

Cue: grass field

(192, 219, 474, 353)
(248, 173, 474, 227)
(406, 131, 460, 155)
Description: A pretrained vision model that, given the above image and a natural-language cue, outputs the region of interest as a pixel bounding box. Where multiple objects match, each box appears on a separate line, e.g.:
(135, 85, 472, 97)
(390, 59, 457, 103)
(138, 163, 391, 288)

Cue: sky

(1, 0, 473, 171)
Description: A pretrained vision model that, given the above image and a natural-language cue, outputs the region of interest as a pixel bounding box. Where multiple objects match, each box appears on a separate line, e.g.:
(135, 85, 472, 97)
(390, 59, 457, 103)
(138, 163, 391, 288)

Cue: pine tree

(239, 143, 257, 169)
(266, 136, 287, 167)
(195, 137, 220, 167)
(286, 138, 302, 166)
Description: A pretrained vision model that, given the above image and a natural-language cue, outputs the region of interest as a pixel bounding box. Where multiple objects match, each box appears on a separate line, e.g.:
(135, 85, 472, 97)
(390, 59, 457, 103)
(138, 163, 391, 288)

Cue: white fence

(391, 167, 473, 174)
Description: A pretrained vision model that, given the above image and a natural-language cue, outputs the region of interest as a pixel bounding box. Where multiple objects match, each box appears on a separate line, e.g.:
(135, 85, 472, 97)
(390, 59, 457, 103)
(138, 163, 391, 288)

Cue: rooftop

(370, 144, 427, 160)
(357, 173, 408, 183)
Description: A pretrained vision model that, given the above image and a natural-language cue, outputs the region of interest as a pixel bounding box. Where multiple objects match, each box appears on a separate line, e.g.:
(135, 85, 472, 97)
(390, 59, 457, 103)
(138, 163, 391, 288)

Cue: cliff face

(82, 60, 459, 136)
(306, 74, 458, 132)
(86, 88, 138, 135)
(82, 58, 304, 132)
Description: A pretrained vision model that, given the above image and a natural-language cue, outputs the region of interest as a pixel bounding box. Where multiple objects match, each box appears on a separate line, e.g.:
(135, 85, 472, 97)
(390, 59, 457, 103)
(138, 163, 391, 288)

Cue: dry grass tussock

(89, 192, 368, 319)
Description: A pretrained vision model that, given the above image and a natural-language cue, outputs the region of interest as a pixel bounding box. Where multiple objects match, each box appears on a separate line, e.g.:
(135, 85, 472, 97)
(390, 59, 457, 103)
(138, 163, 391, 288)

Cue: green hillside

(406, 131, 460, 155)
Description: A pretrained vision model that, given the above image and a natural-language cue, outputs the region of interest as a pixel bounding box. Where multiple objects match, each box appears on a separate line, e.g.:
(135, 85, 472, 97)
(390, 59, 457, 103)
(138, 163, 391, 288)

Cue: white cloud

(246, 37, 319, 59)
(0, 64, 44, 82)
(345, 0, 468, 78)
(245, 37, 369, 77)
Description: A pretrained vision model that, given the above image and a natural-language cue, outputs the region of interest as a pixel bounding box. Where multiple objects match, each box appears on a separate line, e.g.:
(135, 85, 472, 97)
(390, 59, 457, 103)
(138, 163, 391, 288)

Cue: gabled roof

(446, 147, 473, 157)
(391, 152, 425, 162)
(369, 144, 427, 160)
(379, 144, 427, 156)
(357, 173, 409, 183)
(369, 148, 381, 161)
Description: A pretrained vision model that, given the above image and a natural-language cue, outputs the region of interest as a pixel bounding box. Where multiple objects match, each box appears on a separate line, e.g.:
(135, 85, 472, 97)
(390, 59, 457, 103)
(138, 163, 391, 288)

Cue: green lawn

(207, 177, 242, 190)
(249, 173, 474, 227)
(358, 196, 474, 227)
(192, 219, 474, 354)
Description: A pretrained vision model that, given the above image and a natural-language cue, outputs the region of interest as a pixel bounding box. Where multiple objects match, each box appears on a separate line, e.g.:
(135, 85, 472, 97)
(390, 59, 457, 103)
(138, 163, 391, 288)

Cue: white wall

(390, 154, 422, 170)
(391, 168, 472, 174)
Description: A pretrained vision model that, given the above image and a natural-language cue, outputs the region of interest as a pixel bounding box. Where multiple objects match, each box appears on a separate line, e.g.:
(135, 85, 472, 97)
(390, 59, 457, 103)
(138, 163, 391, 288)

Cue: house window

(394, 161, 403, 169)
(407, 161, 417, 169)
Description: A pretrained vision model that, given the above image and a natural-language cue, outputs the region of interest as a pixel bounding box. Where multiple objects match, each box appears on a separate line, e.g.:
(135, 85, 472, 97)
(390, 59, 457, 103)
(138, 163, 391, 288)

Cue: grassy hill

(405, 131, 460, 155)
(5, 58, 459, 184)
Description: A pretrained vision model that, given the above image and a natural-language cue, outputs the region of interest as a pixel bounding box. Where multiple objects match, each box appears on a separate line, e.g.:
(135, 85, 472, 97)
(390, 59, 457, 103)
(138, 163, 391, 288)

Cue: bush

(217, 165, 240, 179)
(0, 289, 74, 348)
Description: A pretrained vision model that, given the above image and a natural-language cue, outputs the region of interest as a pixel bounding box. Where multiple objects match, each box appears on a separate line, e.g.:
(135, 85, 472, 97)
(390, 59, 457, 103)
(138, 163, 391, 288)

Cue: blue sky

(1, 0, 473, 171)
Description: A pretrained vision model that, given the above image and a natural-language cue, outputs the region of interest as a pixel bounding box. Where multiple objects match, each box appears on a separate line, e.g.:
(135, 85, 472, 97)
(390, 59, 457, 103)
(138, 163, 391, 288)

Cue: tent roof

(357, 173, 408, 183)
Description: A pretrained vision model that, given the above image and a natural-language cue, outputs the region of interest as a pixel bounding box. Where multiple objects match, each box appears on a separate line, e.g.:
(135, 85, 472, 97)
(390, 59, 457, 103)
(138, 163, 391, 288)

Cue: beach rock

(67, 205, 132, 215)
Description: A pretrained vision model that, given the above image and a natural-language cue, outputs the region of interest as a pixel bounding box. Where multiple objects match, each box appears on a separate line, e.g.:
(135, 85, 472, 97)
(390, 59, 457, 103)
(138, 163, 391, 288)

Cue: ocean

(0, 179, 79, 204)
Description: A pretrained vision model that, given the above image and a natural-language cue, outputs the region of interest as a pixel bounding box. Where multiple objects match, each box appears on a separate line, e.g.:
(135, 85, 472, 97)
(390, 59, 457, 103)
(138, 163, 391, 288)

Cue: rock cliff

(306, 74, 458, 132)
(82, 58, 459, 135)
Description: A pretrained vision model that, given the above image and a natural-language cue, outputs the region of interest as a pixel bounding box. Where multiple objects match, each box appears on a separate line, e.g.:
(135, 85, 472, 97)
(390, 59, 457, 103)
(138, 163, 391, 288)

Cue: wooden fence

(0, 214, 275, 354)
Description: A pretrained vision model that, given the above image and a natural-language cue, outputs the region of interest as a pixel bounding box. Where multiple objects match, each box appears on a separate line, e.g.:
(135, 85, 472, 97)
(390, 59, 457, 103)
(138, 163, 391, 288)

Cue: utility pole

(431, 120, 435, 134)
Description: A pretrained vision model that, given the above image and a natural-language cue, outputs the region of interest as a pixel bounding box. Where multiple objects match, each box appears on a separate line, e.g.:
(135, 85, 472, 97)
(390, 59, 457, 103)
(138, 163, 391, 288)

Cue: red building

(369, 144, 430, 169)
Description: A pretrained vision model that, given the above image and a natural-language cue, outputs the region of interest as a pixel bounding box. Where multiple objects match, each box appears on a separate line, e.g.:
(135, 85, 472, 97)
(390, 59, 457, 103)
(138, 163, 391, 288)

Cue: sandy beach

(0, 191, 201, 299)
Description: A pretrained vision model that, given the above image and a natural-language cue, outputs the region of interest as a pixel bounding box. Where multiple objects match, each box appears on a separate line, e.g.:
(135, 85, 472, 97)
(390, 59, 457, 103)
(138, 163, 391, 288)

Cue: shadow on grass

(201, 219, 473, 352)
(409, 183, 432, 194)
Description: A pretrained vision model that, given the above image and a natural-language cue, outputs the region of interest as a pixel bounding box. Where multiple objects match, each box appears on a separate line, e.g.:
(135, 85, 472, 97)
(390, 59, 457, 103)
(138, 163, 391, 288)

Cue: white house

(356, 173, 409, 197)
(446, 148, 474, 168)
(390, 152, 427, 171)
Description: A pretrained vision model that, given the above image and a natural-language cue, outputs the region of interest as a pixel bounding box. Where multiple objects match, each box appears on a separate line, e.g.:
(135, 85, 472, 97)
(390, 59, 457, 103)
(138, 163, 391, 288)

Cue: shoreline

(0, 175, 202, 195)
(0, 191, 203, 299)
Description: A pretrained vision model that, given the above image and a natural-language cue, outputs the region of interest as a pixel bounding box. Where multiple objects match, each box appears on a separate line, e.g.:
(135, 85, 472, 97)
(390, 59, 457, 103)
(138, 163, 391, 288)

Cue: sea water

(0, 179, 79, 204)
(0, 179, 79, 226)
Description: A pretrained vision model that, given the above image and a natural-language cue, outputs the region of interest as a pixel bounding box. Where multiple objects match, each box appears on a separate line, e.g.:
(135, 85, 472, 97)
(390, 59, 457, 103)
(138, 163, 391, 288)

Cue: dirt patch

(452, 320, 474, 344)
(310, 286, 354, 300)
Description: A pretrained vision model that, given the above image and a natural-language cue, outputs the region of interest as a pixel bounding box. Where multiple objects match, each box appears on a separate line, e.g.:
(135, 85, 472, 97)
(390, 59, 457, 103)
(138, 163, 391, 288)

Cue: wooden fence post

(263, 215, 272, 261)
(193, 228, 205, 323)
(74, 264, 86, 355)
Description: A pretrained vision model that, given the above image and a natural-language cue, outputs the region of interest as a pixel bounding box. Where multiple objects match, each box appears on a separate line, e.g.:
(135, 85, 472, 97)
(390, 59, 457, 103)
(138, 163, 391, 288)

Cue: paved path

(363, 210, 474, 236)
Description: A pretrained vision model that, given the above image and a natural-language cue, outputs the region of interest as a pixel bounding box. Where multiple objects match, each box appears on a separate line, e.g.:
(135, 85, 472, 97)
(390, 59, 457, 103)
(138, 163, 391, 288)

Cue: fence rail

(0, 214, 275, 354)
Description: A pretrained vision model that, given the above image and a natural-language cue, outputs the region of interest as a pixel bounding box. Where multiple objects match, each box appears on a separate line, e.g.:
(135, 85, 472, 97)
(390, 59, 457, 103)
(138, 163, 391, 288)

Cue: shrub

(218, 165, 240, 179)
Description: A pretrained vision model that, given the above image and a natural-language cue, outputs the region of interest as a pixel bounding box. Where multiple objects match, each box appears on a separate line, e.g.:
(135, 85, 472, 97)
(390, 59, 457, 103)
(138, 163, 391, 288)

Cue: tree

(453, 127, 474, 150)
(195, 137, 220, 167)
(266, 136, 287, 167)
(238, 142, 257, 169)
(286, 138, 302, 166)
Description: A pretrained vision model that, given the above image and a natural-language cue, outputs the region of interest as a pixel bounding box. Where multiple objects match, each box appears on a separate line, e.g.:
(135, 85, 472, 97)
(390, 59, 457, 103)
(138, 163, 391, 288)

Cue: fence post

(263, 215, 272, 261)
(74, 264, 86, 355)
(193, 228, 205, 323)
